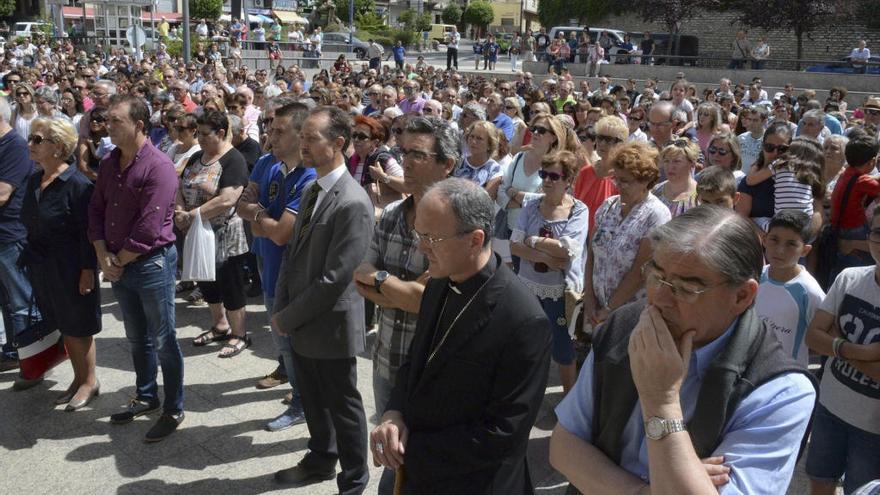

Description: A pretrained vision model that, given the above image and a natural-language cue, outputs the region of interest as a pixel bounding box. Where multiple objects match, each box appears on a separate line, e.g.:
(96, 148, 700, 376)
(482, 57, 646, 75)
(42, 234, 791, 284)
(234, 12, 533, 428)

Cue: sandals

(193, 326, 232, 346)
(218, 335, 252, 358)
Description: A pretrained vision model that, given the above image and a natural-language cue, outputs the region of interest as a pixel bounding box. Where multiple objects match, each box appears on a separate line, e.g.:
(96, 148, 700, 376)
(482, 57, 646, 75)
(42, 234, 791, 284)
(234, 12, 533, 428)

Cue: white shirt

(756, 266, 824, 366)
(447, 31, 460, 50)
(850, 47, 871, 61)
(313, 163, 348, 212)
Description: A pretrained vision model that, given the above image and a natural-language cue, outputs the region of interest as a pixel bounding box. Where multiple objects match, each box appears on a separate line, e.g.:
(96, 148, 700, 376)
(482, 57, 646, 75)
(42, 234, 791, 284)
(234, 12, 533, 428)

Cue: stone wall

(594, 10, 880, 63)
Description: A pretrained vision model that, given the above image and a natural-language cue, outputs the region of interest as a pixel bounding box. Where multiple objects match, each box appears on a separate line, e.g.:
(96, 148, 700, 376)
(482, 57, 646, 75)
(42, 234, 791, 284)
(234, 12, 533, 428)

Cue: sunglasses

(352, 132, 371, 141)
(91, 116, 106, 123)
(538, 169, 565, 181)
(763, 142, 789, 154)
(530, 125, 550, 135)
(27, 134, 48, 144)
(391, 128, 404, 135)
(866, 109, 880, 116)
(596, 135, 622, 145)
(707, 145, 729, 156)
(16, 92, 29, 97)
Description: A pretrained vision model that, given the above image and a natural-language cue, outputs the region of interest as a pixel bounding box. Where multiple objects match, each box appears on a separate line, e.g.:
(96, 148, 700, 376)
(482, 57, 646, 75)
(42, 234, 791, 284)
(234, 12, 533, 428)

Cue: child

(697, 166, 739, 209)
(737, 106, 768, 172)
(756, 210, 825, 366)
(745, 138, 824, 217)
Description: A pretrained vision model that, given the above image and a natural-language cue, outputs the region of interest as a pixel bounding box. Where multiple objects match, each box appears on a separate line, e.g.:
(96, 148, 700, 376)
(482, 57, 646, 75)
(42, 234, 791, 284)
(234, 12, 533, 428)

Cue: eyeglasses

(648, 119, 672, 127)
(596, 135, 622, 145)
(27, 134, 48, 145)
(74, 85, 87, 90)
(391, 128, 404, 135)
(642, 262, 724, 304)
(423, 107, 436, 114)
(91, 91, 107, 98)
(707, 146, 730, 156)
(865, 109, 880, 116)
(352, 132, 371, 141)
(15, 92, 29, 97)
(400, 147, 437, 161)
(538, 169, 565, 181)
(530, 125, 550, 135)
(762, 142, 789, 154)
(411, 228, 469, 247)
(91, 116, 106, 123)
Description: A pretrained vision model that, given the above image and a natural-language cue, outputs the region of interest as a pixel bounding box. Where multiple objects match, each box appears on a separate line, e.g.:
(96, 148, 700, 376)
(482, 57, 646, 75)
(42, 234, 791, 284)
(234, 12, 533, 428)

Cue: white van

(13, 22, 51, 38)
(548, 26, 629, 62)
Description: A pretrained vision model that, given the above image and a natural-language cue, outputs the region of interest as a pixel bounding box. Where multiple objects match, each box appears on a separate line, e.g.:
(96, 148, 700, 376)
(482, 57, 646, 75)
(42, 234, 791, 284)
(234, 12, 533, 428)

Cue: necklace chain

(426, 275, 494, 365)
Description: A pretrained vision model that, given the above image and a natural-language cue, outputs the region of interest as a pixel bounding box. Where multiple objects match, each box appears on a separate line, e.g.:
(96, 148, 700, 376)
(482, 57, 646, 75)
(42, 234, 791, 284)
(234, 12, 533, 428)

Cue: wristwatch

(374, 270, 390, 292)
(644, 416, 687, 441)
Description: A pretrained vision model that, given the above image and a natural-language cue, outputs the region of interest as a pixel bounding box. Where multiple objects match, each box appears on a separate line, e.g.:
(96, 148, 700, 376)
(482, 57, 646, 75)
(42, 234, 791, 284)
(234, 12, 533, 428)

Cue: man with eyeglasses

(398, 81, 425, 116)
(554, 81, 577, 115)
(647, 101, 676, 150)
(369, 176, 551, 494)
(551, 206, 816, 495)
(169, 81, 197, 113)
(352, 116, 457, 493)
(2, 72, 20, 98)
(76, 80, 116, 181)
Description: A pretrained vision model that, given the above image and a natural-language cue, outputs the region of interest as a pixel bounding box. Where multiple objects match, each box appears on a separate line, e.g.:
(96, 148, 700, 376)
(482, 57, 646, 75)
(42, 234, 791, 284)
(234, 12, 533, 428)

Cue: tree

(0, 0, 14, 18)
(462, 1, 494, 38)
(538, 0, 622, 32)
(334, 0, 376, 22)
(189, 0, 223, 21)
(725, 0, 837, 67)
(628, 0, 721, 56)
(398, 9, 432, 33)
(442, 3, 462, 25)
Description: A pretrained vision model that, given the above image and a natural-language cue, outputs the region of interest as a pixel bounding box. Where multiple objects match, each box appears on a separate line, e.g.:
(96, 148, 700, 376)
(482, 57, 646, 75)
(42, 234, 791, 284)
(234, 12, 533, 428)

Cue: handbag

(15, 298, 68, 381)
(816, 174, 859, 291)
(181, 207, 216, 281)
(493, 153, 523, 241)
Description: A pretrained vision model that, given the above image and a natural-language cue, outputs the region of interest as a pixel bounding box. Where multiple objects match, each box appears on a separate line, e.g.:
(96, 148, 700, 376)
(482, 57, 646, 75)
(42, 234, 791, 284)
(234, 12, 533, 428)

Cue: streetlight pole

(183, 0, 191, 64)
(349, 0, 354, 46)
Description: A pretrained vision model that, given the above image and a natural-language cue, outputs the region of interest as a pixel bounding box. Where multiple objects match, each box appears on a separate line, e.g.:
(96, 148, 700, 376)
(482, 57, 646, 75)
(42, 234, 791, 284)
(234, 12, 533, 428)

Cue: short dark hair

(274, 101, 311, 131)
(310, 105, 352, 149)
(845, 128, 880, 168)
(404, 116, 461, 167)
(109, 93, 151, 134)
(196, 109, 229, 136)
(697, 167, 737, 198)
(769, 209, 813, 243)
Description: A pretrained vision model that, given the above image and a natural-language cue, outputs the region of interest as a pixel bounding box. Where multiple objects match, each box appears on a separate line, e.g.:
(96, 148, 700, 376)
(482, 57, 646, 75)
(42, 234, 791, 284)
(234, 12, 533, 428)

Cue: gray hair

(263, 85, 283, 99)
(461, 101, 487, 121)
(405, 116, 461, 167)
(649, 205, 763, 285)
(801, 109, 825, 124)
(825, 133, 849, 148)
(650, 100, 675, 121)
(35, 86, 59, 105)
(425, 177, 494, 247)
(0, 96, 10, 123)
(95, 80, 117, 95)
(228, 114, 243, 136)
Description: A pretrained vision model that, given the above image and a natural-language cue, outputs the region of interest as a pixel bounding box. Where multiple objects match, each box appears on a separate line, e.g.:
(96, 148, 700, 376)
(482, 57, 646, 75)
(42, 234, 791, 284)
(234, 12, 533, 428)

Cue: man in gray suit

(272, 106, 374, 494)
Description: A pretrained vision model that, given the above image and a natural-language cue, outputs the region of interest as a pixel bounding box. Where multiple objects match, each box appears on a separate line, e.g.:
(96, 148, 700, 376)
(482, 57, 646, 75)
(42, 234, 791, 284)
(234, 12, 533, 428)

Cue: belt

(134, 243, 172, 262)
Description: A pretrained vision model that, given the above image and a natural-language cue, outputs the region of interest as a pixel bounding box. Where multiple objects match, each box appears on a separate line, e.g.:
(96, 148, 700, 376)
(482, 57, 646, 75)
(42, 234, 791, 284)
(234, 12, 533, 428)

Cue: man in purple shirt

(397, 80, 426, 115)
(87, 94, 184, 443)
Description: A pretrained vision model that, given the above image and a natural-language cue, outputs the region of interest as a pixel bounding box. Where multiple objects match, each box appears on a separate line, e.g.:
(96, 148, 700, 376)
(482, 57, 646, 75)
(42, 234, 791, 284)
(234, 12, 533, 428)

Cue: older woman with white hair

(34, 86, 69, 121)
(22, 117, 101, 410)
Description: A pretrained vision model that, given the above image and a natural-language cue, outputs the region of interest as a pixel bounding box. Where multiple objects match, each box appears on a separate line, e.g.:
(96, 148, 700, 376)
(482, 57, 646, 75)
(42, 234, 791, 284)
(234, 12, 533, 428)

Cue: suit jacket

(387, 255, 551, 495)
(273, 169, 374, 359)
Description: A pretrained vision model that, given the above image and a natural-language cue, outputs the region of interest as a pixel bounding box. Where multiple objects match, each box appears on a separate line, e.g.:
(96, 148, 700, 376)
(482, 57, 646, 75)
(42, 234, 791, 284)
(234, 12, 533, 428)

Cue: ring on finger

(375, 441, 384, 454)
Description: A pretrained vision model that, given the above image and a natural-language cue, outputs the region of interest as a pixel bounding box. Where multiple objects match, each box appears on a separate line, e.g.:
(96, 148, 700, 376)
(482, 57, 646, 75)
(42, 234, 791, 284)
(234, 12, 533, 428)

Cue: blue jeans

(0, 240, 39, 359)
(540, 295, 575, 365)
(806, 403, 880, 493)
(265, 294, 299, 400)
(112, 245, 184, 415)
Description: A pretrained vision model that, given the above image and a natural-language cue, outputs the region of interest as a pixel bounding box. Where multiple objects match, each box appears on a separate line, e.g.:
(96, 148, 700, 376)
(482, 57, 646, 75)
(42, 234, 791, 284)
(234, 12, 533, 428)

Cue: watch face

(376, 271, 389, 282)
(645, 417, 665, 439)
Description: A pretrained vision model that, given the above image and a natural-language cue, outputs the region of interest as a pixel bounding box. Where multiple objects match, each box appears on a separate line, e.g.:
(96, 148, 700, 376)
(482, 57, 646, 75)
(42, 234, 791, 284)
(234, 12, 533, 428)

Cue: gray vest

(591, 300, 816, 462)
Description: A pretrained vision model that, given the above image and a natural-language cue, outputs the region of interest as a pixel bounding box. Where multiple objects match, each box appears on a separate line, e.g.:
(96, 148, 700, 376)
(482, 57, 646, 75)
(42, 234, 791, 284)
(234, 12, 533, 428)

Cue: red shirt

(573, 162, 618, 234)
(831, 166, 880, 229)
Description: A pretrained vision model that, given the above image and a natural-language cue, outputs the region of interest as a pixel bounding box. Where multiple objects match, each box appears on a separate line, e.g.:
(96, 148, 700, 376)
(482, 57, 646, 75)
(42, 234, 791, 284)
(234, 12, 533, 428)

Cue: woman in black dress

(22, 117, 101, 411)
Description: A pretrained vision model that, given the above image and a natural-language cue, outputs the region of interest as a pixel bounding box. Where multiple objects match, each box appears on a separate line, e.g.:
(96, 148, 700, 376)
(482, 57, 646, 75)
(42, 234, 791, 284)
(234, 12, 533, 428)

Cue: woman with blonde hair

(702, 131, 744, 181)
(11, 83, 37, 139)
(653, 139, 701, 217)
(22, 117, 101, 410)
(454, 120, 502, 188)
(573, 115, 627, 230)
(695, 102, 725, 155)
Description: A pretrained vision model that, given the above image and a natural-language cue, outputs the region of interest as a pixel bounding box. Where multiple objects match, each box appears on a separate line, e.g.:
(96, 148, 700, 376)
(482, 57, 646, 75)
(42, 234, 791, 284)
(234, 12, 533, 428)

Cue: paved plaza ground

(0, 284, 821, 494)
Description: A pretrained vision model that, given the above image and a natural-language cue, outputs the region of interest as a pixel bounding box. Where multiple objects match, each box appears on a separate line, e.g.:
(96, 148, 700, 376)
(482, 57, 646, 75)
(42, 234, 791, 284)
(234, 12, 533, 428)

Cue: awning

(62, 6, 183, 22)
(248, 14, 274, 25)
(273, 10, 309, 25)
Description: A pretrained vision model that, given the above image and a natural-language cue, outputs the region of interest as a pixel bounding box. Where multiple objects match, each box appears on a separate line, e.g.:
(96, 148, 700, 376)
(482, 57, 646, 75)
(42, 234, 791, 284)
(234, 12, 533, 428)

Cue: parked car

(548, 26, 629, 62)
(322, 32, 370, 59)
(805, 54, 880, 75)
(428, 24, 456, 44)
(631, 33, 700, 66)
(13, 22, 51, 38)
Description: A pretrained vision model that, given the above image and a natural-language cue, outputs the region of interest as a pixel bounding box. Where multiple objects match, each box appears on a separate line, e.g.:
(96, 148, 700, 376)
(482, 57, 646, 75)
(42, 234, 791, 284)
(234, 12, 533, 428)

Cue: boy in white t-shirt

(755, 210, 825, 366)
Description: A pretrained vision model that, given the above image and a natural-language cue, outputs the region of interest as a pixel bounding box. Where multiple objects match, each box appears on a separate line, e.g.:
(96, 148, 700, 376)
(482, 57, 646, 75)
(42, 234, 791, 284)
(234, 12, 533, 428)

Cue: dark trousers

(446, 47, 458, 69)
(292, 350, 369, 495)
(369, 57, 380, 70)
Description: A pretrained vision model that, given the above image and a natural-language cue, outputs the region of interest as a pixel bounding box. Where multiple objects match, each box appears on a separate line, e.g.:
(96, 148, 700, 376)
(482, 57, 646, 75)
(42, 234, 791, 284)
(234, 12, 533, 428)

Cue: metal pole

(150, 0, 155, 47)
(349, 0, 354, 46)
(183, 0, 191, 64)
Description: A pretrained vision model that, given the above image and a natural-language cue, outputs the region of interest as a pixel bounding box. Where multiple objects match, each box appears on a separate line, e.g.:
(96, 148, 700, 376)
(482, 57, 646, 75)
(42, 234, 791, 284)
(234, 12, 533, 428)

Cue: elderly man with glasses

(75, 80, 116, 181)
(551, 205, 816, 495)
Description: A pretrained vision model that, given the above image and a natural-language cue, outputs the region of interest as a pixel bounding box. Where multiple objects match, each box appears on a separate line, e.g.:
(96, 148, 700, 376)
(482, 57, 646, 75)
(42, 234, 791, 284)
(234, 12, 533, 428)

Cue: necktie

(298, 182, 321, 239)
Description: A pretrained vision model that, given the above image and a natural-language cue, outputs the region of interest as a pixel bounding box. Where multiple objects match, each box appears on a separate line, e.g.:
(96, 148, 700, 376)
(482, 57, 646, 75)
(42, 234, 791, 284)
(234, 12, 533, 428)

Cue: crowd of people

(0, 30, 879, 495)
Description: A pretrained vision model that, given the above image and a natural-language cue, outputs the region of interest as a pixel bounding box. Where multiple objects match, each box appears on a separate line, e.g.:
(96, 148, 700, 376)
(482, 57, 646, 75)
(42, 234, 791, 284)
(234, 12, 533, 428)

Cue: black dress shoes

(274, 459, 336, 486)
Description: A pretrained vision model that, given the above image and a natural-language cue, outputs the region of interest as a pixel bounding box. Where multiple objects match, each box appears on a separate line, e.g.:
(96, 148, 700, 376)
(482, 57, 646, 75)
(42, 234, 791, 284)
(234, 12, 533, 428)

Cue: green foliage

(441, 4, 462, 25)
(356, 11, 385, 33)
(462, 1, 494, 28)
(189, 0, 223, 21)
(334, 0, 376, 21)
(539, 0, 620, 27)
(537, 0, 568, 28)
(398, 9, 432, 33)
(0, 0, 15, 18)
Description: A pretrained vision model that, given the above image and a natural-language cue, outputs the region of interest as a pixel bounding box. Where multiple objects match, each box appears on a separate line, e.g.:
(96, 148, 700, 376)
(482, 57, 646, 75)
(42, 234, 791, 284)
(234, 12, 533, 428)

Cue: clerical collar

(447, 254, 496, 296)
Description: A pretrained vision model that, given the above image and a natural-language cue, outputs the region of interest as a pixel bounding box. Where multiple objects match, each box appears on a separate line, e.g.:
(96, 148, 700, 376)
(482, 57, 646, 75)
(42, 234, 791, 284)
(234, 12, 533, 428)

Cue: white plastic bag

(181, 208, 216, 282)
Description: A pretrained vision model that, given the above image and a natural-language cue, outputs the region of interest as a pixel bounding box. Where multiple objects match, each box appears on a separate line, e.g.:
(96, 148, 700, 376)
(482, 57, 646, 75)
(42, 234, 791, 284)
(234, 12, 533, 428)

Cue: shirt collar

(57, 164, 77, 181)
(316, 163, 347, 193)
(448, 253, 497, 296)
(690, 318, 739, 380)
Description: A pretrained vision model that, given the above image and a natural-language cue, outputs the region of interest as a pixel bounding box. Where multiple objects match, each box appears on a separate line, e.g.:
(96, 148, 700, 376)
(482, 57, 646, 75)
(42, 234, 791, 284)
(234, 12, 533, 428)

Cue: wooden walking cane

(393, 466, 405, 495)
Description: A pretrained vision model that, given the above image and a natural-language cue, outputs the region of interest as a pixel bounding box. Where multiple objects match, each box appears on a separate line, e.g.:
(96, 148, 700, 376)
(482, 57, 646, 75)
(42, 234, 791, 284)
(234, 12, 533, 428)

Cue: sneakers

(256, 366, 288, 389)
(266, 402, 306, 432)
(144, 412, 185, 443)
(0, 356, 19, 372)
(110, 398, 161, 425)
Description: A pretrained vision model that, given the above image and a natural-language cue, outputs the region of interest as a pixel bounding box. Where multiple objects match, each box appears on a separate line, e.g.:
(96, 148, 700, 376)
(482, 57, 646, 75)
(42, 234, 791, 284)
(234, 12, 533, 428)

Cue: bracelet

(832, 337, 846, 359)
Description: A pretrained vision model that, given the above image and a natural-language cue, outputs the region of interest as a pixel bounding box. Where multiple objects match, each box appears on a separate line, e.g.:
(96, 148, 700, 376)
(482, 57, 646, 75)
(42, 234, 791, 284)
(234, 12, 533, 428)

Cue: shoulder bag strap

(833, 174, 860, 232)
